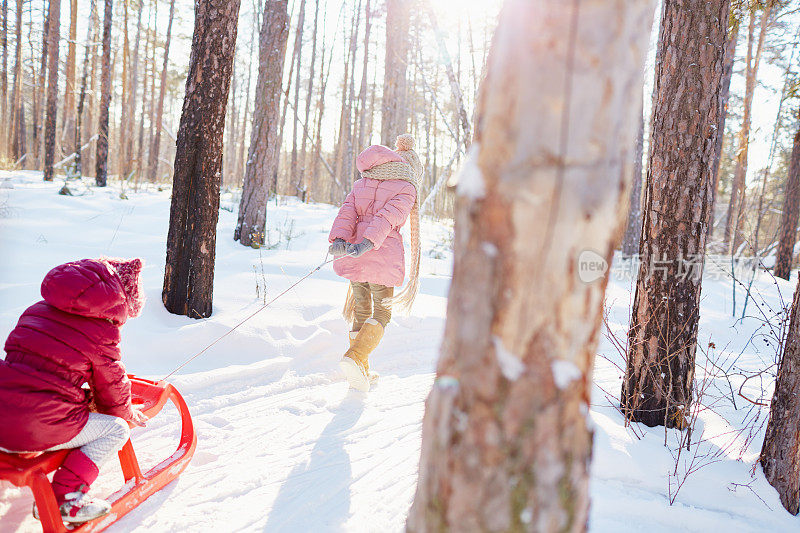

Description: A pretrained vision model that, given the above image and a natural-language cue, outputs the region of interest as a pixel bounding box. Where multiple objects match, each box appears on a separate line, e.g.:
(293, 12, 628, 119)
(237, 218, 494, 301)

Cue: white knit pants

(43, 413, 130, 466)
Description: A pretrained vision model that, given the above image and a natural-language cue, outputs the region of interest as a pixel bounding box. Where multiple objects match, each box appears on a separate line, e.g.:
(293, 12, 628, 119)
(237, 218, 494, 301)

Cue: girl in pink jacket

(329, 135, 423, 391)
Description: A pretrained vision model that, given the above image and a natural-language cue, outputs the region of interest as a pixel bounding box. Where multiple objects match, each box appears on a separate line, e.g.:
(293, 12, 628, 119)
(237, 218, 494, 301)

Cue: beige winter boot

(340, 318, 384, 391)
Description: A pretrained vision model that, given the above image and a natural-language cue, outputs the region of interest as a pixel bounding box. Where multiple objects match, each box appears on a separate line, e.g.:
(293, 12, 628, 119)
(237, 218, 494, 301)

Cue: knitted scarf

(343, 135, 422, 324)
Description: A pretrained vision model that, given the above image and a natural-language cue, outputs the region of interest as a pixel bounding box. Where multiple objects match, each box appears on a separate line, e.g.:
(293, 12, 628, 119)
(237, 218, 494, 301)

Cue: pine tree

(62, 0, 79, 157)
(1, 0, 7, 160)
(381, 0, 410, 146)
(723, 2, 771, 253)
(43, 0, 61, 181)
(774, 111, 800, 280)
(75, 0, 98, 176)
(621, 0, 731, 428)
(163, 0, 241, 318)
(9, 0, 23, 164)
(760, 275, 800, 514)
(621, 106, 645, 256)
(146, 0, 175, 183)
(95, 0, 113, 186)
(234, 0, 289, 247)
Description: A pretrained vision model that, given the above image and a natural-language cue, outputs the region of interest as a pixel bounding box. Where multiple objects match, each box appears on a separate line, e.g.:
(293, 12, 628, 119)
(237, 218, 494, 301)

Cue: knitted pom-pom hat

(356, 145, 405, 173)
(102, 257, 145, 318)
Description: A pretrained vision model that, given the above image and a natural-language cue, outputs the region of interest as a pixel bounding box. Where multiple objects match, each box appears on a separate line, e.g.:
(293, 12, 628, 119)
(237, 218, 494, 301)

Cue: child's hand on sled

(130, 408, 149, 428)
(329, 238, 348, 257)
(346, 239, 374, 258)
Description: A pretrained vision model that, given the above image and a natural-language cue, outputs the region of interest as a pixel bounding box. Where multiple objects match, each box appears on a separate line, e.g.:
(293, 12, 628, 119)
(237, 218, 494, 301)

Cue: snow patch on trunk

(493, 337, 525, 380)
(551, 359, 581, 389)
(454, 144, 485, 199)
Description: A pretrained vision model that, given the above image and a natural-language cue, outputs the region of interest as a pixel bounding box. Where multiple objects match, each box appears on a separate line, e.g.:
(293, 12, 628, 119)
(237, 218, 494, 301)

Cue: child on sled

(0, 258, 148, 523)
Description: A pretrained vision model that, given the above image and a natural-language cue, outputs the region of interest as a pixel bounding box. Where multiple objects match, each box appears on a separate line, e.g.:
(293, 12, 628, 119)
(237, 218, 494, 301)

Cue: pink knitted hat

(103, 257, 145, 318)
(356, 145, 406, 173)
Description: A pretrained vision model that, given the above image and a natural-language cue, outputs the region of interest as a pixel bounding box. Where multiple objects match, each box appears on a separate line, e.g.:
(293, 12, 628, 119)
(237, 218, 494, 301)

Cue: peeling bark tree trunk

(774, 117, 800, 281)
(622, 106, 645, 256)
(380, 0, 409, 146)
(95, 0, 113, 186)
(760, 276, 800, 515)
(234, 0, 289, 247)
(147, 0, 175, 183)
(163, 0, 241, 318)
(406, 1, 655, 531)
(43, 0, 61, 181)
(621, 0, 730, 428)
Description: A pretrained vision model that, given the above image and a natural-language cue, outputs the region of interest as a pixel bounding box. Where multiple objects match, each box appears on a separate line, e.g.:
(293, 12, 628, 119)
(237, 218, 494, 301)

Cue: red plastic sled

(0, 376, 197, 532)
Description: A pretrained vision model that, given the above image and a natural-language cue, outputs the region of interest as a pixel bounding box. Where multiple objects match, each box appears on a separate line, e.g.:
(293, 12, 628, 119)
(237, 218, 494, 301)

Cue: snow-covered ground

(1, 171, 798, 532)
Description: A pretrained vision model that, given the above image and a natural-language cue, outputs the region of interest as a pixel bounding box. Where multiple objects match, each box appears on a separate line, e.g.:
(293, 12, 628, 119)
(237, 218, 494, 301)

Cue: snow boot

(340, 319, 384, 391)
(349, 330, 381, 384)
(36, 449, 111, 523)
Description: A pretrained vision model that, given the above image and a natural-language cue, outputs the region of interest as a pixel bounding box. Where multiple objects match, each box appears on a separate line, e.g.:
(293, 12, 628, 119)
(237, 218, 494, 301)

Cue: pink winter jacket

(329, 177, 416, 287)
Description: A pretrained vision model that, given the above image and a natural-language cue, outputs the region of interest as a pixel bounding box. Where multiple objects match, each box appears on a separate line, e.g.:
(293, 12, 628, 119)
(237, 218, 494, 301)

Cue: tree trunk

(126, 2, 143, 181)
(380, 0, 410, 146)
(95, 0, 113, 186)
(75, 0, 98, 176)
(34, 0, 50, 169)
(235, 4, 257, 188)
(1, 0, 7, 160)
(135, 10, 152, 186)
(146, 0, 158, 176)
(225, 60, 238, 186)
(621, 0, 730, 428)
(299, 0, 320, 200)
(355, 0, 371, 162)
(234, 0, 289, 247)
(9, 0, 22, 163)
(774, 118, 800, 280)
(86, 6, 101, 176)
(312, 28, 330, 202)
(289, 0, 306, 197)
(43, 0, 61, 181)
(163, 0, 241, 318)
(62, 0, 78, 160)
(116, 0, 131, 181)
(708, 12, 739, 242)
(761, 274, 800, 514)
(723, 3, 770, 254)
(406, 1, 655, 530)
(621, 105, 645, 256)
(146, 0, 175, 183)
(428, 4, 471, 146)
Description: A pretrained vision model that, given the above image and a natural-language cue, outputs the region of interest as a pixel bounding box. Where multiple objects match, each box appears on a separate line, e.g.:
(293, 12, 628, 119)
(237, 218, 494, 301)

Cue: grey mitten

(346, 239, 374, 258)
(329, 238, 348, 257)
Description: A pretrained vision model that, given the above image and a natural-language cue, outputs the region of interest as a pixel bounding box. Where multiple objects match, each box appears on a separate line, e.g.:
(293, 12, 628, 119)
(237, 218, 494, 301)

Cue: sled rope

(161, 254, 343, 380)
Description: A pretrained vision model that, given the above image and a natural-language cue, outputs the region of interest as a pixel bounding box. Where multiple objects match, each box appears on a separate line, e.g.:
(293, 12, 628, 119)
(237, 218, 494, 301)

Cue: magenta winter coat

(0, 259, 134, 452)
(329, 177, 417, 287)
